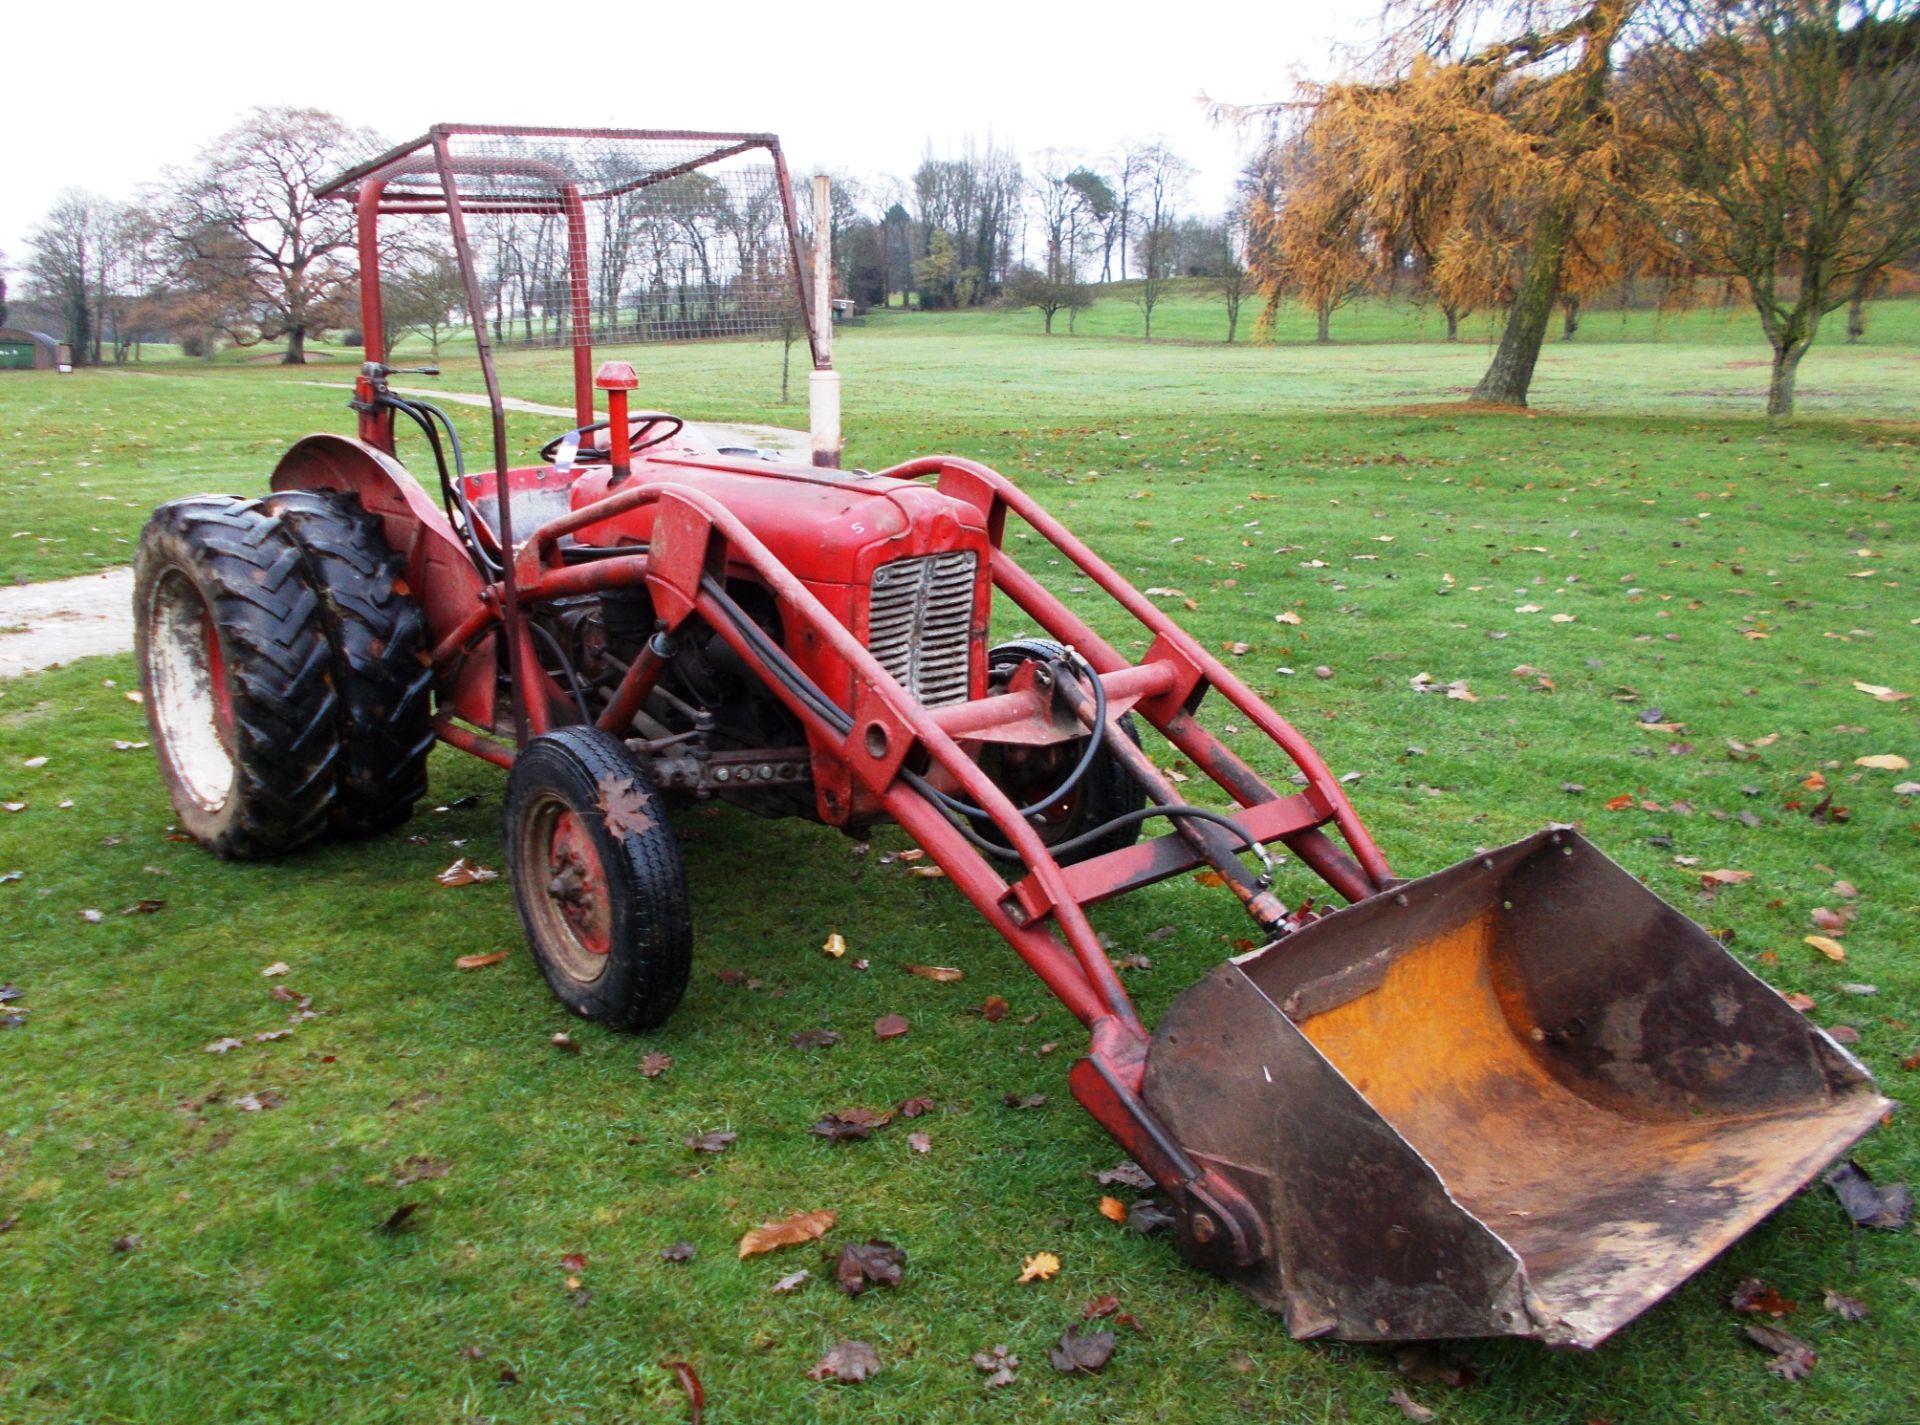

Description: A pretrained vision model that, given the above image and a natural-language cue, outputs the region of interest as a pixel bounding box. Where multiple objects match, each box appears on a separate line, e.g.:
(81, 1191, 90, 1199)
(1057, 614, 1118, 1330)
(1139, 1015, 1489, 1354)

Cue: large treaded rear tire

(504, 727, 693, 1031)
(134, 496, 340, 859)
(265, 489, 433, 835)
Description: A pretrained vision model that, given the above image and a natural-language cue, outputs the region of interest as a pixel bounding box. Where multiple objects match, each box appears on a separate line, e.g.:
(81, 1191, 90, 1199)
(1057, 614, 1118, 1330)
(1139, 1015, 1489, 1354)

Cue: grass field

(1, 293, 1917, 1423)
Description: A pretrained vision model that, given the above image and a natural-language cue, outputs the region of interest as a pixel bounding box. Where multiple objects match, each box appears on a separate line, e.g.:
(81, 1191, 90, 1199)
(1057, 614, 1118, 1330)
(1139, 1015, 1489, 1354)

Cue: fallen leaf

(1098, 1196, 1127, 1223)
(1744, 1323, 1816, 1381)
(1003, 1092, 1047, 1110)
(1823, 1288, 1869, 1321)
(21, 756, 47, 769)
(659, 1241, 696, 1264)
(1047, 1325, 1116, 1374)
(1825, 1160, 1913, 1230)
(971, 1344, 1018, 1390)
(393, 1156, 448, 1187)
(435, 858, 498, 886)
(738, 1209, 835, 1258)
(1811, 908, 1848, 933)
(1550, 613, 1576, 624)
(1895, 782, 1920, 796)
(120, 899, 165, 916)
(659, 1360, 703, 1421)
(790, 1028, 842, 1049)
(260, 961, 290, 978)
(551, 1032, 580, 1053)
(203, 1037, 244, 1054)
(1853, 682, 1912, 703)
(595, 774, 655, 836)
(1097, 1161, 1154, 1189)
(111, 739, 148, 751)
(1855, 754, 1910, 771)
(873, 1014, 910, 1040)
(896, 1095, 935, 1118)
(1605, 794, 1635, 811)
(639, 1052, 673, 1079)
(809, 1112, 880, 1144)
(1273, 610, 1302, 625)
(821, 931, 847, 958)
(455, 951, 509, 970)
(232, 1091, 283, 1112)
(685, 1129, 737, 1155)
(771, 1269, 810, 1292)
(1805, 935, 1847, 963)
(1730, 1277, 1797, 1317)
(559, 1252, 588, 1272)
(980, 995, 1009, 1023)
(1126, 1199, 1177, 1234)
(1082, 1293, 1121, 1319)
(1783, 991, 1817, 1012)
(834, 1239, 907, 1296)
(1393, 1345, 1479, 1388)
(1387, 1387, 1437, 1422)
(1699, 869, 1753, 890)
(904, 964, 964, 983)
(1312, 665, 1334, 679)
(806, 1340, 880, 1383)
(908, 1131, 931, 1153)
(1018, 1251, 1061, 1283)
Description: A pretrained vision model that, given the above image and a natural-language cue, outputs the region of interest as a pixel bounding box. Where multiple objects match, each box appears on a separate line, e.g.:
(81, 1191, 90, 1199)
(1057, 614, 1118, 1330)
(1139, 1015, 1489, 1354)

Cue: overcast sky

(1, 1, 1373, 272)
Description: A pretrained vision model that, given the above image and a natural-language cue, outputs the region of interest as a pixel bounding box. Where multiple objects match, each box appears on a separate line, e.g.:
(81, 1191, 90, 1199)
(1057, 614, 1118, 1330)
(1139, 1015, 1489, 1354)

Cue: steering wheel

(539, 412, 685, 465)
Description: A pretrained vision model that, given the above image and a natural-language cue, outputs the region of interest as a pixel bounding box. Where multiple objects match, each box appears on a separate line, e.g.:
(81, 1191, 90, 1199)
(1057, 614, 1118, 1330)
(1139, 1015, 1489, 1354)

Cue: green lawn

(1, 299, 1917, 1423)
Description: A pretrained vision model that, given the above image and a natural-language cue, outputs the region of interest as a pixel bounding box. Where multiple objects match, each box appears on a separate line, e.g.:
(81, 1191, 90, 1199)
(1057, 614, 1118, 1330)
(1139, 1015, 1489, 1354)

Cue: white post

(808, 173, 841, 469)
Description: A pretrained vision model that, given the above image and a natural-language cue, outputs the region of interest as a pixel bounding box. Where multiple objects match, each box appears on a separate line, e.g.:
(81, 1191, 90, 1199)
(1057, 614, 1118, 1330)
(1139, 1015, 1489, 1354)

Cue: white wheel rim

(145, 569, 236, 812)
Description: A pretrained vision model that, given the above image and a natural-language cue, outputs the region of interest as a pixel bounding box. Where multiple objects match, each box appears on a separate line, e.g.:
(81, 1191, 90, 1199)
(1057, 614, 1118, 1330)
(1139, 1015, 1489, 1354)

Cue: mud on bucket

(1142, 827, 1891, 1348)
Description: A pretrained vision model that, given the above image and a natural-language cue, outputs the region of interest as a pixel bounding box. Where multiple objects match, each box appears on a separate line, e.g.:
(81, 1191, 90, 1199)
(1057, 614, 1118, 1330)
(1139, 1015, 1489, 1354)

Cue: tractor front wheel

(133, 496, 341, 858)
(503, 727, 692, 1031)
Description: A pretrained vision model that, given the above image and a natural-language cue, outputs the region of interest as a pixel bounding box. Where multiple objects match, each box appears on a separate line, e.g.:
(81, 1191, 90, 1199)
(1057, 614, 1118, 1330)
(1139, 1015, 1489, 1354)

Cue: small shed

(0, 328, 68, 370)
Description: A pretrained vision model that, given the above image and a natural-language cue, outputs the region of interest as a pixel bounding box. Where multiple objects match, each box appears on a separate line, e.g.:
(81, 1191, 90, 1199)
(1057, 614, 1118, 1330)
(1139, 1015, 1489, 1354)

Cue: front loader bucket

(1144, 828, 1892, 1348)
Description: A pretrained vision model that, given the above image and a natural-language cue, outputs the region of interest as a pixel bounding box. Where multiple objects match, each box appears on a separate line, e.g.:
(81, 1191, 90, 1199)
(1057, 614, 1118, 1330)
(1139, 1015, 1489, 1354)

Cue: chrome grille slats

(867, 551, 977, 707)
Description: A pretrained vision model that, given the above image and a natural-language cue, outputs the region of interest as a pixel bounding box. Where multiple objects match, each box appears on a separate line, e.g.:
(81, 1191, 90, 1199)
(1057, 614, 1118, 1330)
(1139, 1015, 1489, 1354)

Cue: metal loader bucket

(1144, 828, 1892, 1348)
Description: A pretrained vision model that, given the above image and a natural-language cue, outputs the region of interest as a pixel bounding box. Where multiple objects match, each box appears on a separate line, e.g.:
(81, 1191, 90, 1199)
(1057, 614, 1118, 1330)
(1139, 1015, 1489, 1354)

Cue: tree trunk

(1846, 288, 1865, 344)
(1226, 305, 1239, 343)
(1316, 298, 1331, 344)
(1445, 306, 1460, 342)
(1472, 194, 1574, 405)
(1043, 307, 1055, 334)
(283, 326, 307, 365)
(1561, 294, 1580, 340)
(1766, 339, 1808, 420)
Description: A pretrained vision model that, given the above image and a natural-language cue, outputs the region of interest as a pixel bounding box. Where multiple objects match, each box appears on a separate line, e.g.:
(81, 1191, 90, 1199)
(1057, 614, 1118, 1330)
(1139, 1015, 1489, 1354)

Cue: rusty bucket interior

(1144, 828, 1891, 1348)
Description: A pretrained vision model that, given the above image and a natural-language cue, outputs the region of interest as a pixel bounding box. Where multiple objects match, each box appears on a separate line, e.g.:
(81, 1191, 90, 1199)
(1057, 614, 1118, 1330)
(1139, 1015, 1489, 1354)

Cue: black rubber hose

(528, 619, 592, 723)
(384, 394, 499, 578)
(694, 574, 1262, 869)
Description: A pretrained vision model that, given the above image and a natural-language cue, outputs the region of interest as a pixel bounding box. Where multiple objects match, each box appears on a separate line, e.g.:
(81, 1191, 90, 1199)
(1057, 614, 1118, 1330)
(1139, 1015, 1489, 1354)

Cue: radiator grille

(867, 551, 977, 707)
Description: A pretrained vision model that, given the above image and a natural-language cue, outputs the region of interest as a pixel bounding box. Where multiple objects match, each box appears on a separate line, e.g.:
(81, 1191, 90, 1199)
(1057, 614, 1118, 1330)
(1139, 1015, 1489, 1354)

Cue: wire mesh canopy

(323, 125, 809, 348)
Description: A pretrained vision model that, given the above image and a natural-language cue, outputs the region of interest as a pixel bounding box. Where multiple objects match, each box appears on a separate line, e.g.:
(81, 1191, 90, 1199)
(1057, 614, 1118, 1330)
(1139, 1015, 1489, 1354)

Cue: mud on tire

(266, 489, 433, 834)
(134, 496, 340, 859)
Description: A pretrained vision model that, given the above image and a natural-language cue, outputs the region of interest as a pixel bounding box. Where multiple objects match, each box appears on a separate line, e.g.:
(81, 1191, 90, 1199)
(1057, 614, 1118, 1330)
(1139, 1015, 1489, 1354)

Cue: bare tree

(165, 107, 381, 363)
(383, 252, 467, 360)
(1629, 2, 1920, 417)
(1126, 142, 1193, 339)
(1215, 215, 1252, 342)
(27, 191, 114, 365)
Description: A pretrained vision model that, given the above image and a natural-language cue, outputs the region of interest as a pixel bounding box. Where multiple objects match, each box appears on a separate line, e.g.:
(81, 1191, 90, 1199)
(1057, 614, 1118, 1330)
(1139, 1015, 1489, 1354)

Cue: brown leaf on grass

(1394, 1345, 1479, 1388)
(1730, 1277, 1797, 1317)
(904, 964, 963, 983)
(1852, 682, 1912, 703)
(551, 1032, 581, 1053)
(455, 951, 509, 970)
(1605, 794, 1635, 811)
(685, 1130, 737, 1155)
(595, 774, 655, 837)
(394, 1156, 449, 1187)
(121, 899, 166, 915)
(738, 1209, 835, 1258)
(873, 1014, 910, 1040)
(821, 932, 847, 959)
(659, 1241, 696, 1264)
(660, 1359, 704, 1422)
(1003, 1092, 1047, 1110)
(1387, 1387, 1437, 1422)
(1047, 1325, 1116, 1374)
(639, 1052, 673, 1079)
(1826, 1160, 1913, 1230)
(1811, 907, 1848, 933)
(1098, 1196, 1127, 1223)
(809, 1112, 880, 1144)
(908, 1131, 932, 1153)
(1699, 868, 1753, 890)
(204, 1037, 244, 1054)
(1783, 991, 1816, 1012)
(377, 1203, 421, 1233)
(232, 1091, 283, 1112)
(1823, 1288, 1869, 1320)
(1805, 935, 1847, 963)
(559, 1252, 588, 1272)
(771, 1269, 810, 1292)
(896, 1096, 935, 1118)
(435, 858, 498, 886)
(1744, 1323, 1816, 1381)
(980, 995, 1010, 1023)
(260, 961, 290, 977)
(1097, 1160, 1154, 1189)
(1855, 754, 1910, 771)
(834, 1240, 907, 1296)
(1194, 870, 1228, 887)
(972, 1344, 1018, 1390)
(806, 1339, 880, 1383)
(789, 1028, 842, 1049)
(1018, 1251, 1061, 1283)
(1083, 1293, 1121, 1319)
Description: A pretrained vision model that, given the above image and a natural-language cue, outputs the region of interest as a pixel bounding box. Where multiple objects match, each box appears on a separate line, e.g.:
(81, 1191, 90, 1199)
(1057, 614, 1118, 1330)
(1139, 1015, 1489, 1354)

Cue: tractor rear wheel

(265, 489, 433, 835)
(975, 638, 1147, 865)
(134, 496, 341, 859)
(503, 727, 692, 1031)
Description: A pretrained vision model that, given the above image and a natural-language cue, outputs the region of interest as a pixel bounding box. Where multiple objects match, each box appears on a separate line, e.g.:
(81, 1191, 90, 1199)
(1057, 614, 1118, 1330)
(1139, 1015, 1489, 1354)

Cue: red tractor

(135, 127, 1887, 1348)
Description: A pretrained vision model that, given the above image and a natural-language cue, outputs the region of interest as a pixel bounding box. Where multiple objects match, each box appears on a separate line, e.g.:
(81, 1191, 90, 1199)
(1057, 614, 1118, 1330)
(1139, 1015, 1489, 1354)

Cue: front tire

(134, 496, 341, 858)
(503, 727, 693, 1031)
